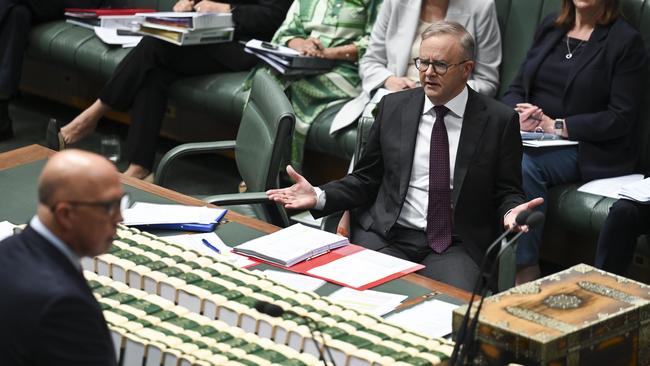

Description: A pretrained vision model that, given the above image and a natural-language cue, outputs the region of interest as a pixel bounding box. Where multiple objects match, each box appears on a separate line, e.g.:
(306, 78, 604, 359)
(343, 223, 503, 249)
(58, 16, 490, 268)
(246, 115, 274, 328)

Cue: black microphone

(254, 300, 335, 365)
(452, 211, 545, 365)
(450, 209, 534, 365)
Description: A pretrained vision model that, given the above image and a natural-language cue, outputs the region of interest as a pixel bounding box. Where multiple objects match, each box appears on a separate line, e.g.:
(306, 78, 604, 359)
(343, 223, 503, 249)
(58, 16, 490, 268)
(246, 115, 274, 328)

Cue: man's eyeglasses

(57, 193, 131, 216)
(413, 58, 470, 75)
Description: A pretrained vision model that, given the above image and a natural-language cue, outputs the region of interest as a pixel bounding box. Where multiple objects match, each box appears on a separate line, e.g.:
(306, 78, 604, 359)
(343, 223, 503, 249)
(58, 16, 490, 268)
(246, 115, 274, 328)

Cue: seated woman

(330, 0, 502, 134)
(595, 182, 650, 276)
(257, 0, 381, 170)
(46, 0, 292, 179)
(502, 0, 647, 284)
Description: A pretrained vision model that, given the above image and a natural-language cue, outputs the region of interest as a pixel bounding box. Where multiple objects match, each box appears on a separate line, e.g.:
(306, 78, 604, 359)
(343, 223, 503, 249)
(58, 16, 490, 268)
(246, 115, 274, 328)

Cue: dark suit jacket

(0, 226, 116, 366)
(316, 87, 525, 264)
(502, 14, 648, 181)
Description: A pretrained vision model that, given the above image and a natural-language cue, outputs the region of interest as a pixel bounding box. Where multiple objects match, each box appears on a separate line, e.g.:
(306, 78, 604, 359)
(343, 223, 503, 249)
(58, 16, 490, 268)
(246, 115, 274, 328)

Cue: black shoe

(0, 102, 12, 141)
(46, 119, 65, 151)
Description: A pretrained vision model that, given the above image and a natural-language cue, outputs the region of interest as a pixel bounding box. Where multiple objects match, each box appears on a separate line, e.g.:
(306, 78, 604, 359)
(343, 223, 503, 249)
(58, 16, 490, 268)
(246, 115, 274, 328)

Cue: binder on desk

(130, 221, 220, 233)
(244, 39, 338, 75)
(64, 8, 156, 16)
(139, 12, 233, 30)
(122, 202, 228, 232)
(138, 22, 234, 46)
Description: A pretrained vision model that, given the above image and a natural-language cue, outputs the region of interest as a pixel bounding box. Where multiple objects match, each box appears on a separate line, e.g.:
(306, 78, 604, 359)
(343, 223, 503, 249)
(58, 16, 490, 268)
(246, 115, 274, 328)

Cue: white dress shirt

(30, 215, 82, 272)
(396, 87, 467, 230)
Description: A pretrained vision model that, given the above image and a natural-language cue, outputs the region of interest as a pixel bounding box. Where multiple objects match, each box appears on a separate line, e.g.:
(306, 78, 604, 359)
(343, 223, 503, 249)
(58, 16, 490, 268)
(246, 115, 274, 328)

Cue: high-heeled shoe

(46, 119, 65, 151)
(0, 102, 13, 141)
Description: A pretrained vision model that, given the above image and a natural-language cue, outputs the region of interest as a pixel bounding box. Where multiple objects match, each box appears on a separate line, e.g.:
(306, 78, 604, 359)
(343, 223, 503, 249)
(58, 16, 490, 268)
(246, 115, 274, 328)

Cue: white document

(94, 27, 142, 46)
(522, 139, 578, 147)
(307, 249, 418, 289)
(0, 221, 16, 241)
(385, 299, 459, 338)
(122, 202, 227, 225)
(245, 39, 300, 57)
(289, 211, 323, 228)
(262, 269, 326, 292)
(327, 287, 407, 316)
(164, 232, 256, 268)
(620, 177, 650, 203)
(234, 224, 348, 267)
(577, 174, 644, 199)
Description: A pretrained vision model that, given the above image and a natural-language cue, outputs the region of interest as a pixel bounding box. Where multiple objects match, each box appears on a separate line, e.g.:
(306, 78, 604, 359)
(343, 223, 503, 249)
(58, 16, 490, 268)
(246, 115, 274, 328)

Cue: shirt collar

(422, 85, 468, 118)
(30, 216, 82, 272)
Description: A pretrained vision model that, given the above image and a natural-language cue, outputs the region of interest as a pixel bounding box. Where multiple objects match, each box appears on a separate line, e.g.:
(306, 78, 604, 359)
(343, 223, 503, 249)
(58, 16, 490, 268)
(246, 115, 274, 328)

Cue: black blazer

(503, 14, 648, 181)
(316, 87, 525, 264)
(0, 226, 116, 366)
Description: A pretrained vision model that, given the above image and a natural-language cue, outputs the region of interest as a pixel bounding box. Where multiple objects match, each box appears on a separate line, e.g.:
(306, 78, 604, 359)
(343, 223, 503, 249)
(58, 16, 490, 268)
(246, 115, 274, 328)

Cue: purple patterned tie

(427, 105, 452, 253)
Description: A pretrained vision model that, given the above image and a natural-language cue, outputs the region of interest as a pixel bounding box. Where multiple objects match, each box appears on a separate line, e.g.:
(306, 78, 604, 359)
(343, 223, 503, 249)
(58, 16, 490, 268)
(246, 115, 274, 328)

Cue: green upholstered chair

(154, 71, 295, 227)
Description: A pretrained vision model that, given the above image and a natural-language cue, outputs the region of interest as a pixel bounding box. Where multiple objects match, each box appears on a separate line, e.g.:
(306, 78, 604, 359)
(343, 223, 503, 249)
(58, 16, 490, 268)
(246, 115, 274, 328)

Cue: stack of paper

(244, 39, 337, 75)
(385, 299, 460, 338)
(619, 177, 650, 202)
(64, 8, 154, 30)
(136, 12, 234, 46)
(327, 287, 407, 316)
(164, 232, 255, 268)
(233, 223, 348, 267)
(122, 202, 227, 232)
(577, 174, 644, 199)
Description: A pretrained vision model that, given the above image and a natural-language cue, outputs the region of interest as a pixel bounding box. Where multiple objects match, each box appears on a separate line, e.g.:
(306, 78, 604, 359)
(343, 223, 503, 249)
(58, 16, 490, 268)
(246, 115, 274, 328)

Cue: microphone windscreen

(526, 211, 545, 228)
(514, 209, 532, 226)
(254, 300, 285, 317)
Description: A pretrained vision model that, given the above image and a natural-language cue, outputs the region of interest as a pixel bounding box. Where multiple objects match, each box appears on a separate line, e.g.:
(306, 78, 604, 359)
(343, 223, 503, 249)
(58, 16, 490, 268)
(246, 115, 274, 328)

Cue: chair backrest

(235, 71, 295, 193)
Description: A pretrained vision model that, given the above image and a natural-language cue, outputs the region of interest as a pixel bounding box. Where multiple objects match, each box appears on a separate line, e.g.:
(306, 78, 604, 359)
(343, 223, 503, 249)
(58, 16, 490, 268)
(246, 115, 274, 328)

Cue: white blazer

(331, 0, 502, 133)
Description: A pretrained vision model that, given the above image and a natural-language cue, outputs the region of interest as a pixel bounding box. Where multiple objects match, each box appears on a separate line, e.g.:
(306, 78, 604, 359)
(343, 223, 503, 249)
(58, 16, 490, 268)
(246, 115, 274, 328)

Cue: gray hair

(421, 20, 475, 61)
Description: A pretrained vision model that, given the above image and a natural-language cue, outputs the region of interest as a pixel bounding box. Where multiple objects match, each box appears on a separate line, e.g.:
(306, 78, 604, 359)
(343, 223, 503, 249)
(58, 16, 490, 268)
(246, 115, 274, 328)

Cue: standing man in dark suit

(268, 21, 543, 291)
(46, 0, 292, 181)
(0, 149, 125, 365)
(0, 0, 112, 140)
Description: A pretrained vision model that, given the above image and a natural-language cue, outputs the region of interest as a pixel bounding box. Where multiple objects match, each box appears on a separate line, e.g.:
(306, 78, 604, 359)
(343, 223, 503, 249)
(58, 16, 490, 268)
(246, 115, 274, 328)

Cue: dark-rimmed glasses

(54, 193, 130, 216)
(413, 58, 470, 75)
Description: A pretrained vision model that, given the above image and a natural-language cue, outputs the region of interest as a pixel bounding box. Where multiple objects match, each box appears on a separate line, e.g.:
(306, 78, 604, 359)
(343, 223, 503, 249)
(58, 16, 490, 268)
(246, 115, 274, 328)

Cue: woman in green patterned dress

(261, 0, 382, 170)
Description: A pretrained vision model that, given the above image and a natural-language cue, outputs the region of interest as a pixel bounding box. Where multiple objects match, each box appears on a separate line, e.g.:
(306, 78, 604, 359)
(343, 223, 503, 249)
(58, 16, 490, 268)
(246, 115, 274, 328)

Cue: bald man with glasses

(0, 149, 123, 365)
(268, 21, 542, 291)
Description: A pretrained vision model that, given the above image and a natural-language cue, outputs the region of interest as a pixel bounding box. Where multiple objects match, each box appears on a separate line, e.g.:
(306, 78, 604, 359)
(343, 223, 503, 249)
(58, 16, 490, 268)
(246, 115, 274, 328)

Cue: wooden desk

(0, 144, 472, 303)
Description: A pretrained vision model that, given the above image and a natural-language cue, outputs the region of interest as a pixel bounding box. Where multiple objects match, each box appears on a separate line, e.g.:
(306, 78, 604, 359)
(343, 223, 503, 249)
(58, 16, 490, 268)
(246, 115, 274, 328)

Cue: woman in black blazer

(502, 0, 647, 284)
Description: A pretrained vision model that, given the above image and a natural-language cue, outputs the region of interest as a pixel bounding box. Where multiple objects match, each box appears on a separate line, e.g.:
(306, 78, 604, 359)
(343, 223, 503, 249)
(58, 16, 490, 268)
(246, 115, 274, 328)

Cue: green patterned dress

(260, 0, 381, 169)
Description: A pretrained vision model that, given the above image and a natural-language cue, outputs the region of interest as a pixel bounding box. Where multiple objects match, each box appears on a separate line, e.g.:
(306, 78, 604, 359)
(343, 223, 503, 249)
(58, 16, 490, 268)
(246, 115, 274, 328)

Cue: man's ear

(462, 60, 475, 79)
(53, 203, 75, 231)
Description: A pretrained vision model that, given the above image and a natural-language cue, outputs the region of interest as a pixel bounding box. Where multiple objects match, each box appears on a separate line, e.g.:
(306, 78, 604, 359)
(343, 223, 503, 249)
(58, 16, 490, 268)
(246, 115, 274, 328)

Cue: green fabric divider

(0, 160, 45, 224)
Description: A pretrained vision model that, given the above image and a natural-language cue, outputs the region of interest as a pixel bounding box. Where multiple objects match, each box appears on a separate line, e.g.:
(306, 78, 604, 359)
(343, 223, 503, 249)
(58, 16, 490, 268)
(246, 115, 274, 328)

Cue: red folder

(64, 8, 156, 16)
(245, 244, 424, 290)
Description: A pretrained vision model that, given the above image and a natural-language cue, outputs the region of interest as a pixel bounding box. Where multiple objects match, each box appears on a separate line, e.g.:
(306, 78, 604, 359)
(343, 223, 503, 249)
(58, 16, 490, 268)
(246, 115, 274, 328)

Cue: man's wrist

(313, 187, 326, 210)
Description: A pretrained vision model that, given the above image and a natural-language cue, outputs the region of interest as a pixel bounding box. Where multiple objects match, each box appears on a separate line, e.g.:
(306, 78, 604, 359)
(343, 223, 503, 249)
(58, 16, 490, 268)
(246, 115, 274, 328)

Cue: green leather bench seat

(23, 19, 357, 159)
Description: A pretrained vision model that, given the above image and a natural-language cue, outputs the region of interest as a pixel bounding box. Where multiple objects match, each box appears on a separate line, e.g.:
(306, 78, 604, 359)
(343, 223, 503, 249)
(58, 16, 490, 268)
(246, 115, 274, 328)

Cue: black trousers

(0, 0, 105, 97)
(595, 199, 650, 276)
(351, 221, 480, 292)
(98, 37, 257, 170)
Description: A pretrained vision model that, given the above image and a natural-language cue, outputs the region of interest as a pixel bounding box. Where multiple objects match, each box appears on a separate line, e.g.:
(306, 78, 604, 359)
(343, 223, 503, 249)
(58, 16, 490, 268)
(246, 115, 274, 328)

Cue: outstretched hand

(266, 165, 318, 209)
(504, 197, 544, 232)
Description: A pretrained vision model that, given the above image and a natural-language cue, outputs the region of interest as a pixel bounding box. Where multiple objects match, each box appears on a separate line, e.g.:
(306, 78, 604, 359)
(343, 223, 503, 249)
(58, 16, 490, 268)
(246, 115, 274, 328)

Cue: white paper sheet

(262, 269, 325, 292)
(577, 174, 644, 199)
(122, 202, 227, 225)
(306, 249, 418, 289)
(620, 177, 650, 203)
(327, 287, 407, 316)
(0, 221, 16, 241)
(522, 139, 579, 147)
(94, 27, 142, 46)
(163, 232, 256, 268)
(385, 299, 459, 338)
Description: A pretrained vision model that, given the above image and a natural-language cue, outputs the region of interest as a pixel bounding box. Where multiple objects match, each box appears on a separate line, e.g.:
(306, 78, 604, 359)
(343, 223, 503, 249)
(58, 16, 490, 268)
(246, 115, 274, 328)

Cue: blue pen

(201, 238, 221, 254)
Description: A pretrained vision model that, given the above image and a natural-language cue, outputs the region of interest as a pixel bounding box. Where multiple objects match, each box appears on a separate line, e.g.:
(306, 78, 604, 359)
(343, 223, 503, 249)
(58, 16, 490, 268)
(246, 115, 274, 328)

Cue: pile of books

(64, 8, 154, 30)
(136, 11, 234, 46)
(244, 39, 338, 76)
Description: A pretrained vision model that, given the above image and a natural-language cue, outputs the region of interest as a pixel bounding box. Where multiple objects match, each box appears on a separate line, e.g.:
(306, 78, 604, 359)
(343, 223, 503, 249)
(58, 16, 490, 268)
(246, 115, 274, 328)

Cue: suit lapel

(399, 88, 426, 196)
(452, 89, 488, 206)
(564, 24, 607, 96)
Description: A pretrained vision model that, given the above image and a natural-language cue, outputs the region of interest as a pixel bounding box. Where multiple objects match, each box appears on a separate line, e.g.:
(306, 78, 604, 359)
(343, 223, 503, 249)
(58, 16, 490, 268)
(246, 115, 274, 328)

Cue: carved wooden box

(452, 264, 650, 365)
